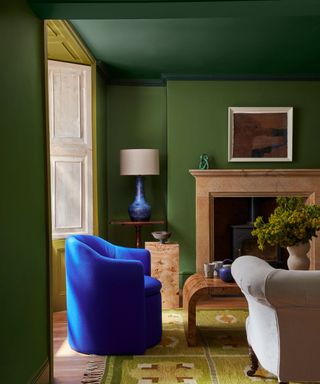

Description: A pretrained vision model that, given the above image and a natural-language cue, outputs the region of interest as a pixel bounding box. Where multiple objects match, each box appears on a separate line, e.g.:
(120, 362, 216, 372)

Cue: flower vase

(287, 241, 310, 270)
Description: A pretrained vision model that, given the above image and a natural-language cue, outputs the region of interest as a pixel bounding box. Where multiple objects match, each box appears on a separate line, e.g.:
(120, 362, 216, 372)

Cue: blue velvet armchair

(65, 234, 162, 355)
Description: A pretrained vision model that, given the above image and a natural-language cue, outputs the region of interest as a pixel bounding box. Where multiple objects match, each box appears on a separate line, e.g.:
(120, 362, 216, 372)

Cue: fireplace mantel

(190, 169, 320, 271)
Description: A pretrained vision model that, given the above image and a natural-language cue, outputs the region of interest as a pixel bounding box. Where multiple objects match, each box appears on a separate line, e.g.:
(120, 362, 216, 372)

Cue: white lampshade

(120, 149, 160, 176)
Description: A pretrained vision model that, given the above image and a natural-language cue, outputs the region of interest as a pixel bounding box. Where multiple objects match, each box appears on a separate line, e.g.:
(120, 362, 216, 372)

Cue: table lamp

(120, 149, 159, 221)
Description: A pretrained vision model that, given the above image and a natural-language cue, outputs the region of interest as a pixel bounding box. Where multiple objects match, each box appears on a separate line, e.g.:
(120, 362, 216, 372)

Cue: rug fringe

(81, 355, 106, 384)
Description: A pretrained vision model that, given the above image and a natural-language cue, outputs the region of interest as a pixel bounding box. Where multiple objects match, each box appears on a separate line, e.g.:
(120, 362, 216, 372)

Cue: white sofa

(231, 255, 320, 383)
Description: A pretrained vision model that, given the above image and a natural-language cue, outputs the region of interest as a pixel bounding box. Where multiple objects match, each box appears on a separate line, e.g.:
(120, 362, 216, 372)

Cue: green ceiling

(28, 0, 320, 80)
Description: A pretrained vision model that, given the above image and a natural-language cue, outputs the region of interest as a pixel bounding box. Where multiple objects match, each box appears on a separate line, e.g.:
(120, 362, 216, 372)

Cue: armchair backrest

(70, 234, 117, 258)
(67, 234, 151, 276)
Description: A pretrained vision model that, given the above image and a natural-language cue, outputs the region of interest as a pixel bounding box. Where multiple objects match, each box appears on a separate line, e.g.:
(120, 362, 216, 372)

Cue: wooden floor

(53, 311, 89, 384)
(53, 296, 247, 383)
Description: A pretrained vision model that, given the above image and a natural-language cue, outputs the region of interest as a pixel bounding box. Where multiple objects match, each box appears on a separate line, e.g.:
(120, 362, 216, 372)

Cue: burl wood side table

(145, 242, 179, 309)
(183, 273, 242, 346)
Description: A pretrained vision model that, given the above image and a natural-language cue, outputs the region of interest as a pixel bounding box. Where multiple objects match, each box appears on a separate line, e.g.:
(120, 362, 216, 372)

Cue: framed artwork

(228, 107, 293, 162)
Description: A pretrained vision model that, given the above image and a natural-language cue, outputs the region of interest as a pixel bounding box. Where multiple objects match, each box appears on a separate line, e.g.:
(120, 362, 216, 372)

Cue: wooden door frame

(44, 20, 98, 382)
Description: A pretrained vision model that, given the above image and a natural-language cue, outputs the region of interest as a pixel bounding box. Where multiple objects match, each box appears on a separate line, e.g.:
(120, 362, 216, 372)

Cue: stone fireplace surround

(190, 169, 320, 272)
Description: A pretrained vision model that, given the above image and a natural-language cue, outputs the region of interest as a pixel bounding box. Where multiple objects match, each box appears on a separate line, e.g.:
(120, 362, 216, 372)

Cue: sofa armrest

(231, 255, 274, 302)
(232, 255, 320, 308)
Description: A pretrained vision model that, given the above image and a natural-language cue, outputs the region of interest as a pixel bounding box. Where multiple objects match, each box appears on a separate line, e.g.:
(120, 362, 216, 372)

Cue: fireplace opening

(212, 196, 288, 268)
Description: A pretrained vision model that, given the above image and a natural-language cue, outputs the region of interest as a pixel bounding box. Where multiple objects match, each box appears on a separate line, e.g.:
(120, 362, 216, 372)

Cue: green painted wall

(167, 80, 320, 278)
(0, 0, 49, 383)
(96, 70, 109, 238)
(106, 81, 320, 284)
(107, 86, 167, 247)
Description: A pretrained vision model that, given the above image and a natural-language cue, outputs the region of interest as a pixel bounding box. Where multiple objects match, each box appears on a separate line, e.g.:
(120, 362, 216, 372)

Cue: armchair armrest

(115, 246, 151, 276)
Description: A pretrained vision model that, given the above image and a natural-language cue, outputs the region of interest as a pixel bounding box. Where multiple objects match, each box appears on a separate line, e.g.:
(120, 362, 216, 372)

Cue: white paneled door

(48, 60, 93, 239)
(48, 60, 93, 310)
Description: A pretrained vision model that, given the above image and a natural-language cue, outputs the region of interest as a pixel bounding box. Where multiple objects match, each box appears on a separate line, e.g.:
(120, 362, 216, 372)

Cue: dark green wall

(167, 80, 320, 277)
(0, 0, 49, 383)
(106, 81, 320, 283)
(106, 86, 167, 247)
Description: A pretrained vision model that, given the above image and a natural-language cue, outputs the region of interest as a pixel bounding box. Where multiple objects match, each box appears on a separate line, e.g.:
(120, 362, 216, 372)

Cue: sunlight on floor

(55, 339, 80, 357)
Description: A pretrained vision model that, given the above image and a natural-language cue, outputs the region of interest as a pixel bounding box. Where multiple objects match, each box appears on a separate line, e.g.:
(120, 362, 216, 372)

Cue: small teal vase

(128, 176, 151, 221)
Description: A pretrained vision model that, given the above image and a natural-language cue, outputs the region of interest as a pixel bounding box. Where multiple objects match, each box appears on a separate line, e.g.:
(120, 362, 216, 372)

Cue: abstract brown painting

(228, 107, 293, 162)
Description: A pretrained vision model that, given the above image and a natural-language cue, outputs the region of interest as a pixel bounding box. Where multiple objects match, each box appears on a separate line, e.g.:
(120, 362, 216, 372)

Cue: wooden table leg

(134, 224, 142, 248)
(184, 295, 199, 346)
(183, 274, 209, 346)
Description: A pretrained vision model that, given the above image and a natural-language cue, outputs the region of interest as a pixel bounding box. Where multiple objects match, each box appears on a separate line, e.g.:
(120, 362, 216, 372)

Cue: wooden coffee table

(183, 273, 242, 346)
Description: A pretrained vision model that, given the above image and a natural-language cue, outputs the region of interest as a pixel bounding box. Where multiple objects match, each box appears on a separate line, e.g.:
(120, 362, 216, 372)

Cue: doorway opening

(45, 20, 97, 383)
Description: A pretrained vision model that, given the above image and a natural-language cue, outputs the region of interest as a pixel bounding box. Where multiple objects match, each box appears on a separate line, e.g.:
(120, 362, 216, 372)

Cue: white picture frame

(228, 107, 293, 162)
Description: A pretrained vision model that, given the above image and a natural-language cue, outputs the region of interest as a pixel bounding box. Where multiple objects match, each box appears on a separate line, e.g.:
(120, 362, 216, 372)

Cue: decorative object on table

(120, 149, 159, 221)
(219, 259, 234, 282)
(110, 220, 166, 248)
(151, 230, 171, 243)
(214, 261, 223, 276)
(209, 262, 218, 277)
(204, 263, 214, 278)
(199, 153, 209, 169)
(252, 196, 320, 270)
(286, 241, 311, 270)
(228, 107, 293, 162)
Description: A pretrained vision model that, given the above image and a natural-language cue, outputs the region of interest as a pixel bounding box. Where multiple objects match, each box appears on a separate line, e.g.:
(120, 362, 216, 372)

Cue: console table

(183, 273, 242, 346)
(110, 220, 165, 248)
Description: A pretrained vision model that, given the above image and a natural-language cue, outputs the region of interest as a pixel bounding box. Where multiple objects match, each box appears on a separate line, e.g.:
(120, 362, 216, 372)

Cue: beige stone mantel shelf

(190, 169, 320, 178)
(190, 169, 320, 271)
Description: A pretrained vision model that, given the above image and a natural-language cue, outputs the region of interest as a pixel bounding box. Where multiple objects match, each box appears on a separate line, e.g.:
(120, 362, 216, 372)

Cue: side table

(110, 220, 165, 248)
(145, 241, 179, 309)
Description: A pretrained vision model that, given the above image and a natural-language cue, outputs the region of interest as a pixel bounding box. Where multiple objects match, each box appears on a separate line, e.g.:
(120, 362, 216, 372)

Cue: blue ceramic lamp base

(128, 176, 151, 221)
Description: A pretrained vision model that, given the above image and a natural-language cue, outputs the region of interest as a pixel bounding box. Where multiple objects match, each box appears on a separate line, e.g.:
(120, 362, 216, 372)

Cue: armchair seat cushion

(144, 275, 162, 297)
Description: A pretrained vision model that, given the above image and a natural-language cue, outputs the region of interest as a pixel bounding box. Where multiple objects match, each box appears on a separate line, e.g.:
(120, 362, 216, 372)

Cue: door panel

(48, 60, 93, 310)
(54, 159, 82, 229)
(51, 70, 82, 139)
(52, 240, 66, 312)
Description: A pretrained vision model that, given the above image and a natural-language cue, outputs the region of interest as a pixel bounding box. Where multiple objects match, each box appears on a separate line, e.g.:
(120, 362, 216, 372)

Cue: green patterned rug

(82, 309, 278, 384)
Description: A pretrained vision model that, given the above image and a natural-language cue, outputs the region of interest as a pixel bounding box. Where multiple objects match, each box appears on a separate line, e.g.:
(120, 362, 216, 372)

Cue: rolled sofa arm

(232, 255, 320, 309)
(231, 256, 274, 302)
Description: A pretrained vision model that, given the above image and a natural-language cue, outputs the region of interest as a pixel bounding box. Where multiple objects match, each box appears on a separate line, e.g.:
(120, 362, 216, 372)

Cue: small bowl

(151, 231, 172, 243)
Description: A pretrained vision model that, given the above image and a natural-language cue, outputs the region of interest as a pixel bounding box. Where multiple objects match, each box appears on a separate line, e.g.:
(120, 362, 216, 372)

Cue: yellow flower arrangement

(252, 197, 320, 249)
